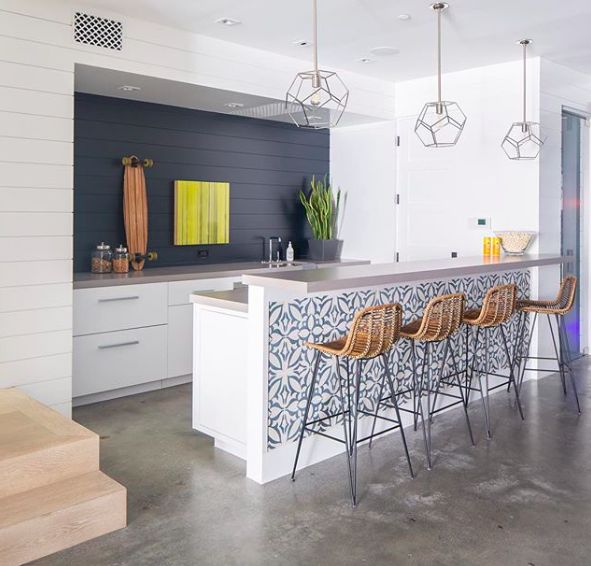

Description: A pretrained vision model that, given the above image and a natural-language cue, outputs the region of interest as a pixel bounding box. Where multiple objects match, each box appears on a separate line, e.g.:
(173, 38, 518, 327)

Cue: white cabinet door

(167, 304, 193, 378)
(73, 325, 167, 397)
(167, 277, 238, 378)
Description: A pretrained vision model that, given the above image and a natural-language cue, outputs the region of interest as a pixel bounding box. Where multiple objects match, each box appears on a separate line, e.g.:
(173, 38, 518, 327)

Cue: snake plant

(299, 176, 341, 240)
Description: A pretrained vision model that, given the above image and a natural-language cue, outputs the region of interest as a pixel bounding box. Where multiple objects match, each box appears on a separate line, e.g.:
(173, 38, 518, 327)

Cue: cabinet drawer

(74, 283, 167, 336)
(73, 325, 167, 397)
(168, 277, 237, 306)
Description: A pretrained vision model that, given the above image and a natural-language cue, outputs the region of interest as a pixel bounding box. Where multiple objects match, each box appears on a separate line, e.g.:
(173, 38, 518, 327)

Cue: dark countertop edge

(241, 255, 565, 294)
(73, 259, 370, 289)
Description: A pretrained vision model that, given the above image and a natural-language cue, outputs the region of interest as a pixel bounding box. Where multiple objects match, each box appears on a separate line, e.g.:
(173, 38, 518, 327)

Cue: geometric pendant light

(415, 3, 466, 147)
(286, 0, 349, 129)
(501, 39, 544, 160)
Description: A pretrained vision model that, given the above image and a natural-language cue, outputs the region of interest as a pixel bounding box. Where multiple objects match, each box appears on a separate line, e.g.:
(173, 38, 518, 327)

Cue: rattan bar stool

(399, 293, 475, 471)
(514, 275, 580, 414)
(291, 304, 414, 506)
(463, 283, 525, 439)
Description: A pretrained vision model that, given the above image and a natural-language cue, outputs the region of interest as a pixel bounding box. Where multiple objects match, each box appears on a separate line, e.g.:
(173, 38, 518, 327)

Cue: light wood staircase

(0, 389, 126, 565)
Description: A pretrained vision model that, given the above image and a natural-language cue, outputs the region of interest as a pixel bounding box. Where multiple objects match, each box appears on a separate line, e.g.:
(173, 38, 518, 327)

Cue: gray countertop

(190, 287, 249, 313)
(73, 259, 369, 289)
(241, 254, 564, 294)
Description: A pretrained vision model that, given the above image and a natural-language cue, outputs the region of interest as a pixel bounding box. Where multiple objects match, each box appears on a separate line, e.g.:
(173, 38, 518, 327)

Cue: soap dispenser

(286, 241, 294, 264)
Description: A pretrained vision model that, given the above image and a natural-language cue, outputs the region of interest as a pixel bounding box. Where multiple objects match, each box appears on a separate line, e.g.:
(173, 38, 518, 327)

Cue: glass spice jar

(113, 244, 130, 273)
(91, 242, 112, 273)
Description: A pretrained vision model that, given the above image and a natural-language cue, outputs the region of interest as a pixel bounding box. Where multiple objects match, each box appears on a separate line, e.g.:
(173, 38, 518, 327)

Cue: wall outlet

(197, 249, 209, 258)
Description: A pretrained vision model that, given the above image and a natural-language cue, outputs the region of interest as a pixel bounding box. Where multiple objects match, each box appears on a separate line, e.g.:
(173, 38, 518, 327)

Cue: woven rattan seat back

(337, 303, 403, 359)
(474, 283, 517, 327)
(555, 275, 577, 313)
(408, 293, 465, 342)
(518, 275, 577, 315)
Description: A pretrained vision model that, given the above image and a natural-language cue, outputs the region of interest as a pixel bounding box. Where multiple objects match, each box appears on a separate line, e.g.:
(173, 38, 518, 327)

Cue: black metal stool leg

(558, 315, 582, 415)
(350, 359, 363, 506)
(368, 366, 387, 449)
(382, 354, 414, 478)
(449, 345, 476, 446)
(477, 328, 492, 440)
(291, 351, 322, 481)
(500, 325, 525, 420)
(548, 313, 567, 395)
(429, 339, 450, 423)
(412, 341, 426, 431)
(417, 342, 432, 471)
(336, 356, 355, 502)
(508, 311, 526, 392)
(518, 312, 537, 393)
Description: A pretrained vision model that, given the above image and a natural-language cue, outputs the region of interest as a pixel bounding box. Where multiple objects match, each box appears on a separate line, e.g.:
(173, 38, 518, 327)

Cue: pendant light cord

(522, 41, 527, 124)
(313, 0, 319, 84)
(437, 6, 442, 105)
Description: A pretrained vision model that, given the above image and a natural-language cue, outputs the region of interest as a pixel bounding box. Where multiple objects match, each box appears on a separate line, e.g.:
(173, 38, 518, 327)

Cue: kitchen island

(191, 254, 563, 484)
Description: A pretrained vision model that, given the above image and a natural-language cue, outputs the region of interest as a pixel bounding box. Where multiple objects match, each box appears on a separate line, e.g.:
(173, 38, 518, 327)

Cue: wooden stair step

(0, 471, 127, 566)
(0, 389, 98, 498)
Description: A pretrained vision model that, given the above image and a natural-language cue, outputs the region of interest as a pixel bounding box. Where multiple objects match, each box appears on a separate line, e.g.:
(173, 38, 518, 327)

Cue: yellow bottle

(492, 237, 501, 257)
(483, 237, 492, 256)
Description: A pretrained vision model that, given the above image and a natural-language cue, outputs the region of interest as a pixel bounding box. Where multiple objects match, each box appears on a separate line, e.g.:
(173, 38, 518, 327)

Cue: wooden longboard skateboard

(123, 156, 149, 271)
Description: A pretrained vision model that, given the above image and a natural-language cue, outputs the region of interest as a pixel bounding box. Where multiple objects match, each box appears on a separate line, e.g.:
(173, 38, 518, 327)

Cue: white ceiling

(75, 0, 591, 81)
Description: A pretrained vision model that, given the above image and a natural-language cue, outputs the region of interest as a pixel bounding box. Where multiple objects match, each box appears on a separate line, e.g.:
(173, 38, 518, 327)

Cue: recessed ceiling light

(293, 39, 312, 47)
(357, 57, 375, 64)
(369, 46, 400, 56)
(224, 102, 244, 109)
(118, 85, 141, 92)
(216, 17, 241, 26)
(397, 14, 411, 21)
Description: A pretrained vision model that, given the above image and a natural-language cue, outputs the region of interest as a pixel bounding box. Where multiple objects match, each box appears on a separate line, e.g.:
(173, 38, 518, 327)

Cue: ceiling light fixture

(216, 17, 241, 26)
(285, 0, 349, 129)
(397, 14, 411, 21)
(369, 46, 399, 56)
(501, 39, 544, 160)
(415, 3, 466, 148)
(118, 85, 141, 92)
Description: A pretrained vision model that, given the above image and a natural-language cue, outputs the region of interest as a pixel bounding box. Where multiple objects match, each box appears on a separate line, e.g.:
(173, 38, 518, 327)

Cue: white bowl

(495, 231, 536, 255)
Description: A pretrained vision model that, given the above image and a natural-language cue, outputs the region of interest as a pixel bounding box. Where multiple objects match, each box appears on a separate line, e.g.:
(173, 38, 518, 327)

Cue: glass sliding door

(561, 111, 583, 357)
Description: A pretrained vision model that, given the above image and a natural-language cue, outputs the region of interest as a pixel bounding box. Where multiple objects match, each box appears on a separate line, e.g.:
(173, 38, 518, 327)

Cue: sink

(260, 262, 300, 268)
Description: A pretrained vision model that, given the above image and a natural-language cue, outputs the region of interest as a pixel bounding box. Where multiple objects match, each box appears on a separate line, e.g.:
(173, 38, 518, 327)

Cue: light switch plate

(469, 217, 491, 229)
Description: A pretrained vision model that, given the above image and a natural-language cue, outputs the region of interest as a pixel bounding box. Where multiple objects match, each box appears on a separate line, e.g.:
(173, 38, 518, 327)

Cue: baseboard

(73, 374, 192, 407)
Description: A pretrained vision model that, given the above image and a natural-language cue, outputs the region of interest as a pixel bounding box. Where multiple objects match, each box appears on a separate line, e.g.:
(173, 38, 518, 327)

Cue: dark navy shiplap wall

(73, 93, 330, 272)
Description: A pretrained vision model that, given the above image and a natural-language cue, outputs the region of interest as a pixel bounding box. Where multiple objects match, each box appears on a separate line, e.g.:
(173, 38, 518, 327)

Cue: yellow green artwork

(174, 180, 230, 245)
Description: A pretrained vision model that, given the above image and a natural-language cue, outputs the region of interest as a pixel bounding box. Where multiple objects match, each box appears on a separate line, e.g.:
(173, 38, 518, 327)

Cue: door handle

(98, 296, 140, 303)
(98, 340, 140, 350)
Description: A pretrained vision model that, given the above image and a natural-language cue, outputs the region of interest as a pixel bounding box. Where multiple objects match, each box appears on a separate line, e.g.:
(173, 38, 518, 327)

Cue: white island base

(191, 255, 563, 484)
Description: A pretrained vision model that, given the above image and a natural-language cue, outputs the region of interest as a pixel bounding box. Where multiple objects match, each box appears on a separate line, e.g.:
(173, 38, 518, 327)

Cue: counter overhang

(241, 254, 564, 294)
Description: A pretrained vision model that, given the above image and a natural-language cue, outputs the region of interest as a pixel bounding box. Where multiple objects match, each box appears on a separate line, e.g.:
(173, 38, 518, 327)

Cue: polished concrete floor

(34, 360, 589, 566)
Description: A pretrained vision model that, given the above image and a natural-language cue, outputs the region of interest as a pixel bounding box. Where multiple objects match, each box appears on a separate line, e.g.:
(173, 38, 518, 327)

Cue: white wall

(330, 121, 397, 263)
(394, 59, 541, 261)
(0, 0, 397, 415)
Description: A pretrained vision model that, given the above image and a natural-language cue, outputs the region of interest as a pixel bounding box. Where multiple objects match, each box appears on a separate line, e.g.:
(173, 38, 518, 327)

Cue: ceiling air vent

(74, 12, 123, 51)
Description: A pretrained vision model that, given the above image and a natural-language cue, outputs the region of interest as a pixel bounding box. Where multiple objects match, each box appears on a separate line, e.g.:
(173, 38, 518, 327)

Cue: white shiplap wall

(0, 1, 74, 415)
(0, 0, 396, 415)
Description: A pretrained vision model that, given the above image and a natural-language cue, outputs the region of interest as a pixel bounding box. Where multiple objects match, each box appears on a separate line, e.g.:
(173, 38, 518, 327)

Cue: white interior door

(396, 116, 463, 262)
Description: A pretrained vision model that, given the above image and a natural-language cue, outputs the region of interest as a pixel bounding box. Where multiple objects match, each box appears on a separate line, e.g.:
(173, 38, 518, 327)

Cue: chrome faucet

(267, 236, 282, 264)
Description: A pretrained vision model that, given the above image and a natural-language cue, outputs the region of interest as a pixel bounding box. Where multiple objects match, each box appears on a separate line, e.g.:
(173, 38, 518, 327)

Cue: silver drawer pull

(98, 340, 140, 350)
(98, 296, 140, 303)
